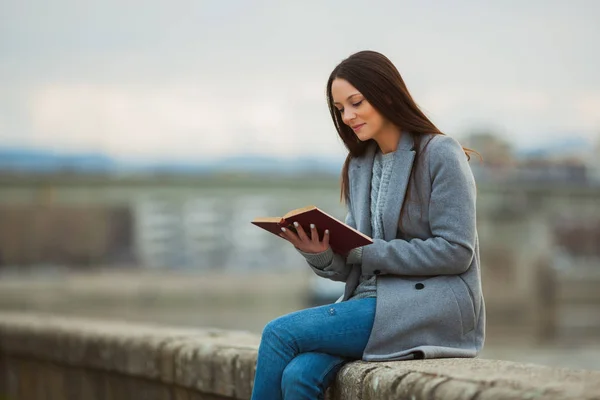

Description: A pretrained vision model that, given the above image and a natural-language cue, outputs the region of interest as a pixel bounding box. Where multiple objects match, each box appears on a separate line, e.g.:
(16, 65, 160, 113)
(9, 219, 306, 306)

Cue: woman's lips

(352, 123, 365, 131)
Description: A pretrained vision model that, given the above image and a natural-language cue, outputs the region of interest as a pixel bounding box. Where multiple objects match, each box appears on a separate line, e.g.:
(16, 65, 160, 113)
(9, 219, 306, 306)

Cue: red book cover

(251, 205, 372, 255)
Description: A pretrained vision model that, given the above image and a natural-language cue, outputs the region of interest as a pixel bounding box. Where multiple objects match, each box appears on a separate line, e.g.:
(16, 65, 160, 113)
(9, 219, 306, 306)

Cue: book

(251, 205, 373, 255)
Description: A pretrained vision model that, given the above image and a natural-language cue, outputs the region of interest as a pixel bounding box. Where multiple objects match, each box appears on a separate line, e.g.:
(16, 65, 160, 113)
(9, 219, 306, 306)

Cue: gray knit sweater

(299, 148, 396, 300)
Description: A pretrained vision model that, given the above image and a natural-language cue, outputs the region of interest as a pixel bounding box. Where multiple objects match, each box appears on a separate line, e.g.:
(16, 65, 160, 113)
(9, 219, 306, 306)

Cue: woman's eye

(336, 100, 361, 113)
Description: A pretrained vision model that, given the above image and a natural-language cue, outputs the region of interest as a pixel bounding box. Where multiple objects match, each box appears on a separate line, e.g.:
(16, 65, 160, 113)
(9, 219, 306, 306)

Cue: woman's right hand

(279, 222, 330, 254)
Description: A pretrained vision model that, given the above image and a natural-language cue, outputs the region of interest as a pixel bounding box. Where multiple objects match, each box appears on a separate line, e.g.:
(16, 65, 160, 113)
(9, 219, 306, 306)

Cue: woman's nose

(342, 109, 356, 124)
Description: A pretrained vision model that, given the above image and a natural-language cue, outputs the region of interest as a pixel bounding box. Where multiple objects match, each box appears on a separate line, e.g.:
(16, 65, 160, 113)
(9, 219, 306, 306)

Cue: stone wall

(1, 312, 599, 400)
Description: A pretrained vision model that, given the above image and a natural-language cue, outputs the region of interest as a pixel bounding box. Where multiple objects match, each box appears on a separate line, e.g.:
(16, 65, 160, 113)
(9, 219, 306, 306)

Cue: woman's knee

(261, 316, 286, 341)
(259, 316, 297, 354)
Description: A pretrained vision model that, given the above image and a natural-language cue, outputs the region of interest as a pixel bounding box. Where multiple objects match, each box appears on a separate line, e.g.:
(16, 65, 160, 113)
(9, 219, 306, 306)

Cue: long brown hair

(326, 50, 475, 204)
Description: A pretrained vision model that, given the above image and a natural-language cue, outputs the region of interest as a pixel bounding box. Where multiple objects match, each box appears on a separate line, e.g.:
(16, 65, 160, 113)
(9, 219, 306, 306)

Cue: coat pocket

(446, 277, 476, 334)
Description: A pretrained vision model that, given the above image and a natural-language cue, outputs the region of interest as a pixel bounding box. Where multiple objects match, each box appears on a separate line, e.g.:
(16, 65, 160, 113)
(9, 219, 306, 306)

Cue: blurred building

(462, 131, 515, 167)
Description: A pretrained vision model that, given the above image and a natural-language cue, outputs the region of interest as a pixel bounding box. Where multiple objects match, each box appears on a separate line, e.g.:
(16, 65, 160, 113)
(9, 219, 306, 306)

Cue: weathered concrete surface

(1, 312, 599, 400)
(333, 359, 600, 400)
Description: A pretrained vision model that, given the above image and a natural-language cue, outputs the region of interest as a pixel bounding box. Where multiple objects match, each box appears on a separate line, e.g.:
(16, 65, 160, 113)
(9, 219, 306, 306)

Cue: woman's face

(331, 78, 389, 142)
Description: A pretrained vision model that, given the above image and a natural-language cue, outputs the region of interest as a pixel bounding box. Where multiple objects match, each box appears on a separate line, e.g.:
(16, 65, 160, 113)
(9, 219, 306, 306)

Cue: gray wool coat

(308, 132, 485, 361)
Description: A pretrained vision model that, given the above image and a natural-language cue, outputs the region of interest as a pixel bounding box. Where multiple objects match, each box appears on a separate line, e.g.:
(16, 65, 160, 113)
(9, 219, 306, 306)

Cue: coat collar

(350, 132, 416, 241)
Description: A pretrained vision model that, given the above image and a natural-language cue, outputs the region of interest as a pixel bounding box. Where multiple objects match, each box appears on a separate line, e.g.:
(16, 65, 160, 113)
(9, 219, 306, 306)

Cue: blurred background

(1, 0, 599, 371)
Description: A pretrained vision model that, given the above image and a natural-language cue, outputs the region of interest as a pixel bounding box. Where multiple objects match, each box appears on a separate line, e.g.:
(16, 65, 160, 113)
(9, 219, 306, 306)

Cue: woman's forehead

(331, 79, 362, 103)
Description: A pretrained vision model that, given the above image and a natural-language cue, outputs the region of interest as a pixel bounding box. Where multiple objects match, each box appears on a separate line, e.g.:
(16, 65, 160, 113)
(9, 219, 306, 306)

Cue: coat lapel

(383, 133, 416, 241)
(350, 133, 416, 241)
(350, 142, 376, 238)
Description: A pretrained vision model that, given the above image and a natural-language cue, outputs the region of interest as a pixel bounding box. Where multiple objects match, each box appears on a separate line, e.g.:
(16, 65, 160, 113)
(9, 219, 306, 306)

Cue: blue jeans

(250, 297, 376, 400)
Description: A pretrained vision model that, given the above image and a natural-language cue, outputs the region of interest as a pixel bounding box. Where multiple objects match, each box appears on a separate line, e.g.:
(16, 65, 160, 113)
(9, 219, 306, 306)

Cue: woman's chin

(354, 131, 372, 142)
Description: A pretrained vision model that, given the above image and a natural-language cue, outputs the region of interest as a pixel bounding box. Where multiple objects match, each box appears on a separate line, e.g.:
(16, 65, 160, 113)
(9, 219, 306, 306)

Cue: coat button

(415, 283, 425, 290)
(373, 270, 381, 275)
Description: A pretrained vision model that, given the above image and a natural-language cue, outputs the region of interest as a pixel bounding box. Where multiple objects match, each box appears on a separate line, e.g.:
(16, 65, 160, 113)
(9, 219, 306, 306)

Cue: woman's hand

(279, 222, 330, 254)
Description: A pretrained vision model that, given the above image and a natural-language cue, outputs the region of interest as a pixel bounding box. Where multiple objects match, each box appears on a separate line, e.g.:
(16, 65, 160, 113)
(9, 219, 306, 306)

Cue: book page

(251, 216, 282, 223)
(283, 205, 317, 219)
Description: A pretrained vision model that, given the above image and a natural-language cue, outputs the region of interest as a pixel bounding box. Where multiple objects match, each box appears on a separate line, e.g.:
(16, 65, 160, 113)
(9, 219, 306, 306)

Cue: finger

(310, 224, 319, 244)
(280, 227, 299, 245)
(323, 229, 330, 248)
(293, 221, 309, 242)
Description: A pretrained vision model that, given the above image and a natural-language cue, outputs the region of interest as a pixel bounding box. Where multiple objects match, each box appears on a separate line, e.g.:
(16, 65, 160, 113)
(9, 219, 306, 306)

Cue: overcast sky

(1, 0, 599, 161)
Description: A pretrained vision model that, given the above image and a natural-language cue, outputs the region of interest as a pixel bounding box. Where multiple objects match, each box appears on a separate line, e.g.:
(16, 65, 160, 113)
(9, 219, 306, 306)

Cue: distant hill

(0, 147, 343, 175)
(0, 147, 117, 173)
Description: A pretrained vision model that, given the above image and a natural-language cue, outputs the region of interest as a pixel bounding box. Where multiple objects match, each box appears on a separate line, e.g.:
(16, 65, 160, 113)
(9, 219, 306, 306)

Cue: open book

(251, 205, 373, 255)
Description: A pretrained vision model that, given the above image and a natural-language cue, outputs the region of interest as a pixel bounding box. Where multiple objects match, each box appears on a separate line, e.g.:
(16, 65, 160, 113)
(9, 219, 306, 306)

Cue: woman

(250, 50, 485, 400)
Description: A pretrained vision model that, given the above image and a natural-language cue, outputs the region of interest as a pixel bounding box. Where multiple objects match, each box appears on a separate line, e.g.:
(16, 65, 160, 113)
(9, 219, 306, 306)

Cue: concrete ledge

(1, 312, 599, 399)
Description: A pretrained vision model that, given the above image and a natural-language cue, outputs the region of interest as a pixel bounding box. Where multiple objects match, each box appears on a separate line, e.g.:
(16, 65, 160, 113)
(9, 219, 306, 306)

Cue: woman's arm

(360, 135, 477, 276)
(297, 210, 360, 282)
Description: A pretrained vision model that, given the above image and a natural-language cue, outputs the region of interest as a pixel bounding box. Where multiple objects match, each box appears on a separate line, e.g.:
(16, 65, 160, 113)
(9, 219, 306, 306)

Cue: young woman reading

(250, 50, 485, 400)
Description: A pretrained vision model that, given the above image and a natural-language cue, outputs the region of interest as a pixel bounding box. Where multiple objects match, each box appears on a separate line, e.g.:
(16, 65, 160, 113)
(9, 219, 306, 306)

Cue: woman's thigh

(263, 297, 376, 359)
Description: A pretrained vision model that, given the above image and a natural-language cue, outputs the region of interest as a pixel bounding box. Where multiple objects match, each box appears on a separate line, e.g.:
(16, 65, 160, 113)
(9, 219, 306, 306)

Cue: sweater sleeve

(360, 135, 477, 276)
(297, 246, 363, 268)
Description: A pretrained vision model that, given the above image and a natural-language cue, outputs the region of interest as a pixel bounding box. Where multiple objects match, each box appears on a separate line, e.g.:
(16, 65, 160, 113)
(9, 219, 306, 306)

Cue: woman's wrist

(296, 247, 334, 268)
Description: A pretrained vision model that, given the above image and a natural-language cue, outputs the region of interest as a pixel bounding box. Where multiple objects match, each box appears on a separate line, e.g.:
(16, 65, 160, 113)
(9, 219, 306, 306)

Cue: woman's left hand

(279, 222, 330, 254)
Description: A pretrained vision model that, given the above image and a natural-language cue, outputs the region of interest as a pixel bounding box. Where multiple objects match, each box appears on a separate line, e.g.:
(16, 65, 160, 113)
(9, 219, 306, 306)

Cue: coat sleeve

(361, 135, 477, 276)
(296, 208, 360, 282)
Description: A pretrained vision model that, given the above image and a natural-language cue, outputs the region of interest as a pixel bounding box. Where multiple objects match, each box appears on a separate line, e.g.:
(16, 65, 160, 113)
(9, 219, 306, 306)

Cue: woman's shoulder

(420, 133, 466, 162)
(419, 133, 462, 151)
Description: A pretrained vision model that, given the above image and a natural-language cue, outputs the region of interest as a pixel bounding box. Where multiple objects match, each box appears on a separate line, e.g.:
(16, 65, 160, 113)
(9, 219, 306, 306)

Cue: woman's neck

(375, 124, 402, 154)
